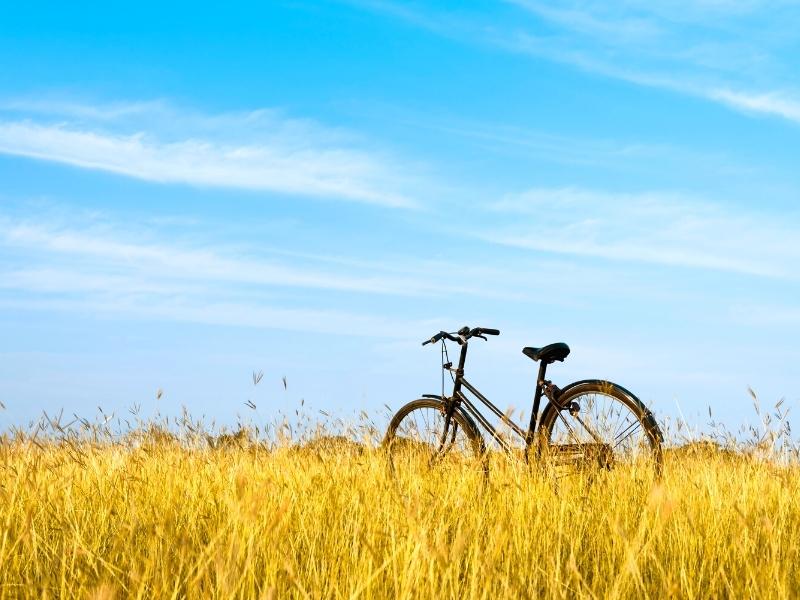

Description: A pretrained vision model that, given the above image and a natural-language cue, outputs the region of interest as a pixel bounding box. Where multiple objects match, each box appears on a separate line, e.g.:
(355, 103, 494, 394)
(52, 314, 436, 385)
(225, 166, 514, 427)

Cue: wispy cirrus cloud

(0, 100, 420, 207)
(506, 0, 800, 124)
(0, 217, 521, 300)
(0, 294, 430, 339)
(349, 0, 800, 125)
(708, 89, 800, 124)
(483, 187, 800, 278)
(1, 208, 560, 339)
(0, 206, 698, 336)
(0, 214, 437, 338)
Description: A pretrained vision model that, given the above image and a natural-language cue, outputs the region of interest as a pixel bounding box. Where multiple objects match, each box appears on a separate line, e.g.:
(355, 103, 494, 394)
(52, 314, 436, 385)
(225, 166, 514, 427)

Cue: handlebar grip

(422, 333, 440, 346)
(481, 328, 500, 336)
(422, 331, 448, 346)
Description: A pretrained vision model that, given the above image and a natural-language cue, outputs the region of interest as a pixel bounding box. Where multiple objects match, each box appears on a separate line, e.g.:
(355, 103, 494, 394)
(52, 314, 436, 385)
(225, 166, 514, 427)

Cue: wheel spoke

(542, 384, 661, 478)
(612, 411, 636, 440)
(614, 420, 642, 449)
(385, 399, 486, 493)
(572, 412, 604, 444)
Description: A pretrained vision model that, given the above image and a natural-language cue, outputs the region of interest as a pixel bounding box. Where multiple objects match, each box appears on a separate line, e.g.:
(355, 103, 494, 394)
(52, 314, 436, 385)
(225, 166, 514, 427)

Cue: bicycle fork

(435, 396, 462, 454)
(435, 339, 469, 454)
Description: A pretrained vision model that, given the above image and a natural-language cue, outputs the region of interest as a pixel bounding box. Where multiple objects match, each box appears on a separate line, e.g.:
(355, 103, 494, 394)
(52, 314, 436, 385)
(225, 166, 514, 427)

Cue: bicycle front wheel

(383, 398, 487, 495)
(537, 380, 663, 481)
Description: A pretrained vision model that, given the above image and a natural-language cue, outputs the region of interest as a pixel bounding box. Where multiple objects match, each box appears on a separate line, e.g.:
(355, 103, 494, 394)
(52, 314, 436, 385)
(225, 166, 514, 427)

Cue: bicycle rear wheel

(383, 398, 487, 495)
(537, 381, 663, 482)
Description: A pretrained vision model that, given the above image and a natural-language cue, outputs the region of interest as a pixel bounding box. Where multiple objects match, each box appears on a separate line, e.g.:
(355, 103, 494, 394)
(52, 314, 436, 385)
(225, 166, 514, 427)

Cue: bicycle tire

(383, 398, 488, 488)
(537, 380, 663, 479)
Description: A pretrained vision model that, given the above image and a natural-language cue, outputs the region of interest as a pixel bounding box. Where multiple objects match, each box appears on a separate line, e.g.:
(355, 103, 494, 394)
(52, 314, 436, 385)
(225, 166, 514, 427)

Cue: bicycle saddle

(522, 343, 570, 364)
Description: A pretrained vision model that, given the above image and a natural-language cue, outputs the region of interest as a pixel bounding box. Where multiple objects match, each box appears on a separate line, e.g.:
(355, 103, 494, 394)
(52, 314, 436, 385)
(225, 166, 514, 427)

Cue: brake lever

(475, 334, 487, 341)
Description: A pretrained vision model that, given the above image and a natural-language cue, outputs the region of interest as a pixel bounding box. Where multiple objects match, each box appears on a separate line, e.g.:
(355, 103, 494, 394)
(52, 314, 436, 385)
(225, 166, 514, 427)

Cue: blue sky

(1, 0, 798, 433)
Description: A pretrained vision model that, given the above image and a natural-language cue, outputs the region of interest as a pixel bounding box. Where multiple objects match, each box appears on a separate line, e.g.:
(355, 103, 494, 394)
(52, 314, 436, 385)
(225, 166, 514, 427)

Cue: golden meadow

(1, 398, 798, 599)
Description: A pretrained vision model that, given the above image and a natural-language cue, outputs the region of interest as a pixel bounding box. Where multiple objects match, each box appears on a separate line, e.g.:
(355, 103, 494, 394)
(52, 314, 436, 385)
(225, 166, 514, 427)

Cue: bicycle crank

(548, 443, 614, 470)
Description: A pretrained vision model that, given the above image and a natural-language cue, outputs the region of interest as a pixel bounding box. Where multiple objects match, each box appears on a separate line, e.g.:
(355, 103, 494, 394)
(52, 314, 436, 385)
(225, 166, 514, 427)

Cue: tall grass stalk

(1, 413, 799, 598)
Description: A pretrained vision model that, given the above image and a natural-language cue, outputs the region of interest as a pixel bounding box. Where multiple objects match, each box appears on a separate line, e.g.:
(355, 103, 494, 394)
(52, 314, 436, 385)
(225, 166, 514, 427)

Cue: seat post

(525, 361, 549, 449)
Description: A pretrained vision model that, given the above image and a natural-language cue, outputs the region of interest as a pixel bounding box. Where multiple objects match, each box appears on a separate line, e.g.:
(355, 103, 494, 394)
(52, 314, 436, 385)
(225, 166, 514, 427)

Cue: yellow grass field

(2, 427, 799, 599)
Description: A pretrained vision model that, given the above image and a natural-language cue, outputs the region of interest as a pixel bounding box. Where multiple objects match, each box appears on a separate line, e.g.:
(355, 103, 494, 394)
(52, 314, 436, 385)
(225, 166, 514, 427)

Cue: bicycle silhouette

(383, 326, 663, 481)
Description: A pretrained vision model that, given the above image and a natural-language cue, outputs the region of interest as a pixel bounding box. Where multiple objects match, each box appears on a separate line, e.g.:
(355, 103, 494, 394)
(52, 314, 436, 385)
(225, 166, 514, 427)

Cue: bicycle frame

(385, 327, 665, 478)
(442, 339, 552, 454)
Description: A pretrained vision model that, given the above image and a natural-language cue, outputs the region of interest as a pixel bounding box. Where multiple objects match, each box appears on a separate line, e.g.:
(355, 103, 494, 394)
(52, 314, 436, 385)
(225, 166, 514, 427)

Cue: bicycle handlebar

(421, 331, 459, 346)
(421, 326, 500, 346)
(477, 327, 500, 336)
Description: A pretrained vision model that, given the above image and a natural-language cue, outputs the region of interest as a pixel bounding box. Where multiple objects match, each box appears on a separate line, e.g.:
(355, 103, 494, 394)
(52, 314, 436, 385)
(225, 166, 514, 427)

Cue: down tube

(459, 380, 528, 439)
(456, 391, 514, 453)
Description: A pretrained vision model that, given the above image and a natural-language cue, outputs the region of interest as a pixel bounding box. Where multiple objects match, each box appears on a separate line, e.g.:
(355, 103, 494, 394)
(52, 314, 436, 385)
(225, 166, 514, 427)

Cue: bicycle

(383, 326, 663, 483)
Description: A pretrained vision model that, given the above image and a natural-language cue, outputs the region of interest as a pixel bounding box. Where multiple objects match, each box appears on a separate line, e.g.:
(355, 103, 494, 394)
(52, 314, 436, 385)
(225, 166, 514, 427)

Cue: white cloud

(353, 0, 800, 126)
(509, 1, 663, 43)
(0, 98, 169, 121)
(0, 216, 443, 338)
(0, 102, 419, 207)
(709, 89, 800, 123)
(0, 295, 431, 339)
(0, 208, 698, 336)
(502, 2, 800, 126)
(484, 187, 800, 277)
(3, 193, 796, 342)
(0, 211, 554, 317)
(0, 220, 477, 298)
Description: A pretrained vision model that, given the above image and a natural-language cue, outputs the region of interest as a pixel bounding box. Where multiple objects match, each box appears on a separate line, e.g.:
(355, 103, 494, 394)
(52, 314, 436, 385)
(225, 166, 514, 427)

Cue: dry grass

(1, 417, 799, 599)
